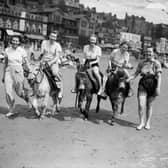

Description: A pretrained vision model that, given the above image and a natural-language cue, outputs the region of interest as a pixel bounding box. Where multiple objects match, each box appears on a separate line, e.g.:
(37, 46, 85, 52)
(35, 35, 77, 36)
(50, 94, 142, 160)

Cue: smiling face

(120, 43, 128, 53)
(146, 48, 154, 60)
(89, 36, 97, 46)
(49, 32, 57, 42)
(11, 36, 20, 49)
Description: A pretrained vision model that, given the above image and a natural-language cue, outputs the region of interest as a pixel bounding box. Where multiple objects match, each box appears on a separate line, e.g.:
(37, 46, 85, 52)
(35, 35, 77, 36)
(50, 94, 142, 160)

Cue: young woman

(103, 41, 133, 98)
(41, 30, 63, 111)
(2, 36, 29, 117)
(127, 47, 162, 130)
(71, 34, 104, 97)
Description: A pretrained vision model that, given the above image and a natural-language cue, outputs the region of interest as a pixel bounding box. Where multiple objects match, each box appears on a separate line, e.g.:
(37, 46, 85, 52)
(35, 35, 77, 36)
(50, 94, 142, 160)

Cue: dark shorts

(85, 59, 99, 68)
(138, 75, 157, 97)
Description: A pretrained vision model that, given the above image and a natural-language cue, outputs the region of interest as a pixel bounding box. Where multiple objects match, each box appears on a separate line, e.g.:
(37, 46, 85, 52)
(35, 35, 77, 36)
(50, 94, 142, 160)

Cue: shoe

(136, 124, 145, 130)
(6, 112, 14, 117)
(144, 124, 150, 130)
(71, 89, 77, 93)
(99, 92, 107, 99)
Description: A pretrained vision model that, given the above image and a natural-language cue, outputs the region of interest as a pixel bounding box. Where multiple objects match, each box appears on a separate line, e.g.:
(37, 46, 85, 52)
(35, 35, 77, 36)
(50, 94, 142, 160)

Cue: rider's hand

(126, 78, 131, 83)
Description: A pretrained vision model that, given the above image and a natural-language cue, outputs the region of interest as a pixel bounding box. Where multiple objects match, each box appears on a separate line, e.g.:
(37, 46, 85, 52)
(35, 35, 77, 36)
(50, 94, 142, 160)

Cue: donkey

(74, 59, 103, 120)
(96, 66, 130, 125)
(26, 62, 61, 119)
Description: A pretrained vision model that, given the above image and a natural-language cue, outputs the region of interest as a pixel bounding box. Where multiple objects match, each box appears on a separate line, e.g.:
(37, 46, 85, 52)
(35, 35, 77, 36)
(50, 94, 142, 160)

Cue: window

(81, 20, 87, 28)
(25, 23, 30, 32)
(0, 18, 4, 27)
(31, 24, 36, 32)
(5, 19, 12, 29)
(13, 20, 18, 30)
(38, 25, 42, 33)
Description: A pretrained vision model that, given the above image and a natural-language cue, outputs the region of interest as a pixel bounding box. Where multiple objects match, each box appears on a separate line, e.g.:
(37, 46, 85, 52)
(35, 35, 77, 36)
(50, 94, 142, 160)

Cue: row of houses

(0, 5, 97, 49)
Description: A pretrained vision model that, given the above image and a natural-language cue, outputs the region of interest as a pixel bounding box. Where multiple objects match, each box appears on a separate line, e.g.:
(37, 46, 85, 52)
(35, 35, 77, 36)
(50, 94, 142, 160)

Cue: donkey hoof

(39, 115, 45, 120)
(108, 119, 114, 126)
(35, 112, 41, 118)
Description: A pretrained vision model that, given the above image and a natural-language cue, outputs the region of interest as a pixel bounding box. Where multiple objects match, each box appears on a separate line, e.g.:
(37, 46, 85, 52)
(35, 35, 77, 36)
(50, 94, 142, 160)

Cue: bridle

(26, 64, 45, 87)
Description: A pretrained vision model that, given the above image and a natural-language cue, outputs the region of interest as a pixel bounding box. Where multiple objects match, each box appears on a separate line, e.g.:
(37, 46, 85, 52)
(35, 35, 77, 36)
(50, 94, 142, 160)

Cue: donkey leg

(96, 95, 101, 113)
(84, 93, 93, 120)
(31, 97, 40, 118)
(51, 93, 59, 115)
(41, 94, 49, 118)
(120, 98, 126, 115)
(108, 99, 116, 125)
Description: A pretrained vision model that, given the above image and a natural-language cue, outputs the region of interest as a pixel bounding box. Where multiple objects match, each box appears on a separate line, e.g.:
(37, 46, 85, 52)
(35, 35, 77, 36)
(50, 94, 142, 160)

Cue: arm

(156, 72, 161, 89)
(155, 61, 162, 96)
(2, 54, 8, 83)
(22, 49, 30, 72)
(82, 45, 87, 64)
(96, 46, 102, 62)
(49, 43, 62, 65)
(40, 40, 46, 62)
(126, 63, 141, 82)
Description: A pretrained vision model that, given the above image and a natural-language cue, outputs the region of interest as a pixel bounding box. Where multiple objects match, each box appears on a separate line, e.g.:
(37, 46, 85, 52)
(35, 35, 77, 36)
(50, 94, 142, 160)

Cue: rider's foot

(136, 123, 145, 130)
(99, 92, 107, 99)
(6, 112, 14, 117)
(71, 89, 77, 93)
(98, 90, 107, 99)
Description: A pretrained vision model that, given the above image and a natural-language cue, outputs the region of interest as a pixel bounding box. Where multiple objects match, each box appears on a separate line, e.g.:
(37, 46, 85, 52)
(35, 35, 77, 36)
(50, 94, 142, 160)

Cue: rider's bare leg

(92, 66, 102, 94)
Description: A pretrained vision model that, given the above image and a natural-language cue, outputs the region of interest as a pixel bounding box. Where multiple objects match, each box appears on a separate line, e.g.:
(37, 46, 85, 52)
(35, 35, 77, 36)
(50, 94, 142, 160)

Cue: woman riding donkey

(2, 35, 30, 117)
(105, 41, 134, 98)
(40, 30, 63, 112)
(71, 34, 105, 98)
(96, 41, 134, 124)
(127, 47, 162, 130)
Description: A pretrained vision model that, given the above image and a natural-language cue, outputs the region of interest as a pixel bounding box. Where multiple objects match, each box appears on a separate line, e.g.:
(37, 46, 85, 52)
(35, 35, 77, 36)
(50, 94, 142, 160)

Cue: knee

(52, 69, 59, 76)
(93, 67, 100, 76)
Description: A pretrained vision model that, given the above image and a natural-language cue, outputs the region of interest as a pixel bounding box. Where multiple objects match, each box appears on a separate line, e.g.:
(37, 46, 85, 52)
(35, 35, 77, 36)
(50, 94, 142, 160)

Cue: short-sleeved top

(135, 59, 162, 76)
(41, 40, 62, 62)
(5, 46, 27, 67)
(83, 45, 102, 62)
(110, 49, 129, 65)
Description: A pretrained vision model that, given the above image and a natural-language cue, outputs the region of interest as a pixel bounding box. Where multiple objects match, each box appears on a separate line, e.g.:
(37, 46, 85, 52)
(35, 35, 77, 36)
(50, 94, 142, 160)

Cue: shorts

(138, 75, 157, 97)
(85, 59, 99, 68)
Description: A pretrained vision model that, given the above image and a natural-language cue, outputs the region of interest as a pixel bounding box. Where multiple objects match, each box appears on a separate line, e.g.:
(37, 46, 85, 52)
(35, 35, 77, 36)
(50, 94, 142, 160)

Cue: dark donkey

(74, 58, 103, 120)
(96, 65, 130, 125)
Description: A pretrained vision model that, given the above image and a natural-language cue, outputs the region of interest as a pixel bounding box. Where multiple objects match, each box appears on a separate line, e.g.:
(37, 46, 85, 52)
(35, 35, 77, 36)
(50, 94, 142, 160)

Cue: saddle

(42, 63, 60, 90)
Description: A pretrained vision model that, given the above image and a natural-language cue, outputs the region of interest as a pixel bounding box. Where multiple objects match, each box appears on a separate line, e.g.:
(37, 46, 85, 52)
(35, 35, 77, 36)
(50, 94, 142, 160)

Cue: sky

(80, 0, 168, 24)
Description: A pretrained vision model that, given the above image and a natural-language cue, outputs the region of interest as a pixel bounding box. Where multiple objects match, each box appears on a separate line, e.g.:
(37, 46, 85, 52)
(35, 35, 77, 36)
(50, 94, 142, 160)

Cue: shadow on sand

(0, 105, 137, 128)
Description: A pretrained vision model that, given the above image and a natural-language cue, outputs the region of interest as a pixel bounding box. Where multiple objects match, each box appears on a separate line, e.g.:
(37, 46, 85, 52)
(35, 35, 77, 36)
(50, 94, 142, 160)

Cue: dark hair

(119, 41, 129, 47)
(24, 38, 30, 44)
(50, 30, 58, 35)
(11, 35, 21, 43)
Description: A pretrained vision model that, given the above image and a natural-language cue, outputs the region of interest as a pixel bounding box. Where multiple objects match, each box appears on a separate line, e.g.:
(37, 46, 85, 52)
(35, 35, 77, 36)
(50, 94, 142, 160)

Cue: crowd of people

(0, 30, 163, 131)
